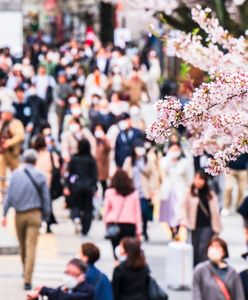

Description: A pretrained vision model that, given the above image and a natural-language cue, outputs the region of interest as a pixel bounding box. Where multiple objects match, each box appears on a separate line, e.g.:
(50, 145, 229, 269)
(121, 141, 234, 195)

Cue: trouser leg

(15, 213, 27, 268)
(223, 172, 235, 209)
(236, 170, 248, 208)
(80, 207, 93, 236)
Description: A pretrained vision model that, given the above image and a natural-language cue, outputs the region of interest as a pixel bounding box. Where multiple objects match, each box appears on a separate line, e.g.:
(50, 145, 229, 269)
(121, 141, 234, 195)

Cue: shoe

(144, 233, 149, 242)
(24, 283, 32, 291)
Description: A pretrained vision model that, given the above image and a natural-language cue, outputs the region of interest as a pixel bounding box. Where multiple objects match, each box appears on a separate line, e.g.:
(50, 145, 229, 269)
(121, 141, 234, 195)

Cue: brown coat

(95, 138, 111, 181)
(180, 191, 222, 234)
(123, 78, 148, 106)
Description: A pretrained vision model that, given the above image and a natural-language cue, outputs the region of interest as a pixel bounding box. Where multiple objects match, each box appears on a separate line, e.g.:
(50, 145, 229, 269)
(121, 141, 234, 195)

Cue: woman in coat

(180, 170, 222, 266)
(81, 242, 114, 300)
(112, 237, 150, 300)
(64, 139, 98, 236)
(159, 142, 194, 238)
(193, 236, 245, 300)
(94, 125, 111, 197)
(103, 169, 142, 257)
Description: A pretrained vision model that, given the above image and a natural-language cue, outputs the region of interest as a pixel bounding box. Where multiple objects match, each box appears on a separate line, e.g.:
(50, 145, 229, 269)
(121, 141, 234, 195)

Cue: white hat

(0, 104, 16, 114)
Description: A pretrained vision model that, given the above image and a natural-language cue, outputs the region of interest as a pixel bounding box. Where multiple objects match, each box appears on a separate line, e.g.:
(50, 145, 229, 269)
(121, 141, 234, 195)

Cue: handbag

(50, 152, 63, 200)
(237, 196, 248, 221)
(105, 197, 127, 240)
(148, 275, 168, 300)
(46, 76, 54, 105)
(213, 274, 232, 300)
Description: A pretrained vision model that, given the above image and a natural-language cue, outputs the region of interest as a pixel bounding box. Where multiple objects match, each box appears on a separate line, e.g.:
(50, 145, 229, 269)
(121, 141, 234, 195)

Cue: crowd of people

(0, 33, 247, 300)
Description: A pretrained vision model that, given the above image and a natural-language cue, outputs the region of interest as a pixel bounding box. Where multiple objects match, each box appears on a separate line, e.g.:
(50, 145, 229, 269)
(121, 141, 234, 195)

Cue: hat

(241, 252, 248, 260)
(119, 112, 130, 120)
(0, 104, 16, 114)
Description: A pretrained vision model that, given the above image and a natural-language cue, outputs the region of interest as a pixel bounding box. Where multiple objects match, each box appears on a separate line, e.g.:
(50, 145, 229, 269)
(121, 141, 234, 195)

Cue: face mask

(115, 246, 127, 262)
(95, 130, 104, 139)
(92, 97, 99, 105)
(119, 120, 128, 131)
(71, 108, 82, 116)
(62, 274, 79, 289)
(168, 151, 181, 159)
(69, 124, 80, 133)
(208, 247, 223, 263)
(135, 147, 146, 157)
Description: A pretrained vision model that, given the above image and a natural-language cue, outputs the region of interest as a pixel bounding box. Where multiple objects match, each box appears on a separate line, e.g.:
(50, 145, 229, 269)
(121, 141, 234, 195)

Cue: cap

(241, 252, 248, 260)
(0, 104, 16, 114)
(119, 112, 130, 120)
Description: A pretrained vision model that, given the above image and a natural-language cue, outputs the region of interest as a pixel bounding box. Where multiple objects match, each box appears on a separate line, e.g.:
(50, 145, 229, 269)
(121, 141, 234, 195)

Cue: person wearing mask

(123, 140, 157, 241)
(55, 72, 74, 137)
(61, 117, 96, 163)
(0, 104, 25, 196)
(85, 67, 108, 101)
(180, 171, 222, 266)
(64, 139, 98, 236)
(103, 169, 142, 257)
(109, 92, 129, 118)
(115, 113, 143, 168)
(81, 243, 114, 300)
(32, 135, 60, 232)
(193, 236, 245, 300)
(27, 259, 94, 300)
(112, 237, 150, 300)
(94, 125, 111, 197)
(2, 149, 51, 290)
(159, 142, 194, 239)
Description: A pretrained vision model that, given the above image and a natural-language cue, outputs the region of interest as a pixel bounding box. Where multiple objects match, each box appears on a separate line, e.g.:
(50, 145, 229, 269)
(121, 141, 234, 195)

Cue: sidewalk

(0, 199, 247, 300)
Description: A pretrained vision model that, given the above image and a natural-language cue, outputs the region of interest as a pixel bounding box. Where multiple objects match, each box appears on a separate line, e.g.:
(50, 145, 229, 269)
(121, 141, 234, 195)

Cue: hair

(68, 258, 87, 274)
(111, 169, 135, 197)
(121, 238, 146, 269)
(77, 138, 91, 157)
(81, 243, 100, 264)
(23, 149, 38, 164)
(32, 135, 46, 151)
(191, 170, 212, 201)
(207, 236, 229, 259)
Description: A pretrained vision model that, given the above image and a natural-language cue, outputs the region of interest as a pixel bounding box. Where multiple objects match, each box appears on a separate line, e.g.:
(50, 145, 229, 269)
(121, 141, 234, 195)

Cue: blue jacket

(86, 264, 114, 300)
(115, 128, 143, 167)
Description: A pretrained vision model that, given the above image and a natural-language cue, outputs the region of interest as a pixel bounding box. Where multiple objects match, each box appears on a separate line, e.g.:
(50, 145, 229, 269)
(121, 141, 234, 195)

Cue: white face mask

(208, 247, 223, 263)
(168, 150, 181, 159)
(119, 120, 128, 131)
(71, 108, 82, 117)
(115, 246, 127, 262)
(95, 130, 104, 139)
(69, 124, 80, 133)
(62, 274, 79, 289)
(135, 147, 146, 157)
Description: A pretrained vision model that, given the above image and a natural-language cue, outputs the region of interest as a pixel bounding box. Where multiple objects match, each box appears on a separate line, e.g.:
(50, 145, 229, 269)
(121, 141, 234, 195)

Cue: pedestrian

(180, 170, 222, 266)
(64, 139, 98, 236)
(112, 237, 150, 300)
(114, 113, 143, 168)
(27, 258, 94, 300)
(94, 125, 111, 197)
(159, 142, 193, 239)
(2, 149, 51, 290)
(103, 169, 142, 258)
(123, 140, 157, 241)
(193, 236, 245, 300)
(240, 252, 248, 300)
(32, 135, 60, 233)
(81, 243, 114, 300)
(0, 104, 25, 196)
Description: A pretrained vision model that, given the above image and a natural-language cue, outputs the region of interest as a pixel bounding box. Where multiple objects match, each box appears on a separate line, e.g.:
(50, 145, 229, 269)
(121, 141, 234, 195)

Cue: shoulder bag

(148, 275, 168, 300)
(213, 274, 232, 300)
(50, 152, 63, 200)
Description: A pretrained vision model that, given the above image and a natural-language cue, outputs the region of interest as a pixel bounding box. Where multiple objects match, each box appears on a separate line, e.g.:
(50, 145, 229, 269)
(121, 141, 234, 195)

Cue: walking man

(2, 149, 51, 290)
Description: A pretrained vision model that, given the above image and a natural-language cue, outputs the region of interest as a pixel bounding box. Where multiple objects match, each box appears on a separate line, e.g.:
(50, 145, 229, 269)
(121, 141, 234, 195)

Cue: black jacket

(112, 261, 149, 300)
(40, 282, 94, 300)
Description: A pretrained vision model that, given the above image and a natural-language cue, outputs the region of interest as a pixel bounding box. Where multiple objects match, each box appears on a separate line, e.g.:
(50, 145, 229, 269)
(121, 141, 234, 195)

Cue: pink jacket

(103, 188, 142, 236)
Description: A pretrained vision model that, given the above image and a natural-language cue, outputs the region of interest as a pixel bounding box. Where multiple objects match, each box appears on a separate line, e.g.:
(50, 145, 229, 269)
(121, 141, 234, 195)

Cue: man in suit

(27, 259, 94, 300)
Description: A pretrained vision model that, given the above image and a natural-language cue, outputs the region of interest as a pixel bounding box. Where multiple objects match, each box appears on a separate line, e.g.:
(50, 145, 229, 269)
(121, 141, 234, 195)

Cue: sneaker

(24, 283, 32, 291)
(221, 208, 231, 217)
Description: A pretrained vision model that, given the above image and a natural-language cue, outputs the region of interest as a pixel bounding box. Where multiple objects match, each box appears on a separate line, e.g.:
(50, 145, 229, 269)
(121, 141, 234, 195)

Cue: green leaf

(192, 28, 200, 36)
(180, 63, 191, 79)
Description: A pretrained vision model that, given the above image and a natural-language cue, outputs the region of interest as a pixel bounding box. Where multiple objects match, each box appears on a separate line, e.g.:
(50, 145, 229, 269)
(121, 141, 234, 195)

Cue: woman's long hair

(122, 237, 146, 269)
(110, 169, 135, 197)
(191, 170, 212, 201)
(77, 138, 92, 157)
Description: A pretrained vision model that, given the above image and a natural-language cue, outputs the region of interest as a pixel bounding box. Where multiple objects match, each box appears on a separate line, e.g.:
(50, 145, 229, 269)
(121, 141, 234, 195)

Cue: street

(0, 198, 246, 300)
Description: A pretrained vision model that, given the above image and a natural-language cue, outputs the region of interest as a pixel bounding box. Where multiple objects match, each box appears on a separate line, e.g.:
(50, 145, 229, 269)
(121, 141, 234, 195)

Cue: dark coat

(115, 128, 143, 167)
(112, 261, 149, 300)
(240, 270, 248, 300)
(86, 264, 114, 300)
(40, 282, 94, 300)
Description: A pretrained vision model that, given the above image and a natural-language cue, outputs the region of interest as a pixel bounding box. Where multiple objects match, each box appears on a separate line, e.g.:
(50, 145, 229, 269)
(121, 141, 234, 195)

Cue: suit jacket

(40, 282, 94, 300)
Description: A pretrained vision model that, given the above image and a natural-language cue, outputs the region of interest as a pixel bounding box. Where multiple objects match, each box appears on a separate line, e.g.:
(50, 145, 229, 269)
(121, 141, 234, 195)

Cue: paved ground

(0, 198, 247, 300)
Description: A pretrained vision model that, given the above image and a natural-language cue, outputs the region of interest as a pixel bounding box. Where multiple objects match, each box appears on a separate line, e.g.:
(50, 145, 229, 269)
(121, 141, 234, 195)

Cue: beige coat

(180, 191, 222, 234)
